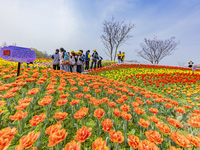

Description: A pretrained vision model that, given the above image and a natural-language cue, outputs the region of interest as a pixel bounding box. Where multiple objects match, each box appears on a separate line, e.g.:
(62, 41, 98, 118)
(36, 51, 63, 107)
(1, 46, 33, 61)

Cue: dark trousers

(53, 64, 60, 70)
(85, 60, 89, 70)
(98, 60, 102, 68)
(77, 65, 82, 73)
(70, 65, 73, 72)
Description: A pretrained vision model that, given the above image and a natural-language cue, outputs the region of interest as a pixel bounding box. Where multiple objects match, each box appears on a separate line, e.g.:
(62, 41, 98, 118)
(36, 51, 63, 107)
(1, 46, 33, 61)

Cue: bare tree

(101, 16, 134, 61)
(136, 36, 180, 64)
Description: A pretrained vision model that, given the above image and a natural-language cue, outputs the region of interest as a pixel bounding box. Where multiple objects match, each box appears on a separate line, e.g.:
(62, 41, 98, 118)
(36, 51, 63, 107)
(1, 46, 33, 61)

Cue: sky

(0, 0, 200, 66)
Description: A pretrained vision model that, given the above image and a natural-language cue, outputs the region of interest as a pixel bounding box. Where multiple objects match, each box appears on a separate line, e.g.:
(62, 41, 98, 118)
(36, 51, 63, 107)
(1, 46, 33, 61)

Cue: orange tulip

(131, 102, 139, 108)
(38, 95, 53, 106)
(139, 139, 159, 150)
(92, 138, 109, 150)
(134, 107, 145, 115)
(9, 111, 27, 120)
(63, 140, 81, 150)
(128, 135, 140, 149)
(145, 130, 163, 144)
(167, 117, 183, 128)
(75, 93, 84, 99)
(156, 122, 170, 134)
(60, 93, 70, 98)
(137, 119, 150, 128)
(74, 126, 92, 143)
(29, 113, 46, 127)
(120, 104, 130, 112)
(108, 102, 116, 107)
(53, 112, 68, 120)
(70, 99, 80, 105)
(45, 124, 62, 135)
(2, 92, 17, 98)
(17, 131, 40, 149)
(0, 136, 14, 150)
(94, 108, 105, 119)
(186, 134, 200, 148)
(174, 107, 185, 114)
(18, 97, 33, 104)
(109, 130, 124, 143)
(149, 115, 159, 124)
(48, 129, 68, 147)
(170, 132, 190, 148)
(149, 108, 159, 114)
(74, 107, 89, 119)
(101, 119, 113, 132)
(113, 108, 122, 117)
(121, 112, 132, 121)
(0, 100, 6, 107)
(102, 97, 109, 103)
(169, 146, 183, 150)
(14, 103, 30, 110)
(56, 99, 68, 106)
(27, 88, 39, 95)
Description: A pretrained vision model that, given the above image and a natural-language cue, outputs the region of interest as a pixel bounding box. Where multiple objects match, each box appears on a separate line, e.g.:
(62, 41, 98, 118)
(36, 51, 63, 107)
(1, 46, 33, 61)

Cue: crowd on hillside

(52, 48, 103, 73)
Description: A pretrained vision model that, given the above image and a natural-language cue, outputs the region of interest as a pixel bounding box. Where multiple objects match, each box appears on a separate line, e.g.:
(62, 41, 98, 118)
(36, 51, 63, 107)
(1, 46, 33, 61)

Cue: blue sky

(0, 0, 200, 66)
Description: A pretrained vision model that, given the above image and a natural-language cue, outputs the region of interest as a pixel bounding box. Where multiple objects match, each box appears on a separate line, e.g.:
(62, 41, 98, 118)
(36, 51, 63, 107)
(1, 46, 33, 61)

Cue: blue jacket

(64, 53, 69, 61)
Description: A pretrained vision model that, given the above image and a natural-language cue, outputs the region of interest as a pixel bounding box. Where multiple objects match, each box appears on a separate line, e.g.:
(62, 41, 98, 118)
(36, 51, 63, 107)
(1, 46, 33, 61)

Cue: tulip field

(1, 60, 200, 150)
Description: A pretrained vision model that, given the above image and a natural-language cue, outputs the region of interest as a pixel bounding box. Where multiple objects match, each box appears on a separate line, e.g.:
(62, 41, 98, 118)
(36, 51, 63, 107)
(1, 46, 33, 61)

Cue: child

(188, 61, 194, 68)
(69, 50, 77, 72)
(63, 52, 69, 72)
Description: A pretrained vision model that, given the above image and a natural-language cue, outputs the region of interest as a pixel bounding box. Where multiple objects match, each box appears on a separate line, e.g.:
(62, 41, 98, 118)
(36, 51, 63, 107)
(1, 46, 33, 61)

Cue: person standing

(85, 50, 90, 70)
(77, 51, 84, 73)
(90, 49, 98, 69)
(63, 52, 70, 72)
(188, 61, 194, 68)
(121, 52, 125, 63)
(97, 55, 103, 68)
(69, 50, 77, 72)
(52, 49, 60, 70)
(116, 51, 122, 63)
(79, 50, 85, 72)
(59, 48, 65, 70)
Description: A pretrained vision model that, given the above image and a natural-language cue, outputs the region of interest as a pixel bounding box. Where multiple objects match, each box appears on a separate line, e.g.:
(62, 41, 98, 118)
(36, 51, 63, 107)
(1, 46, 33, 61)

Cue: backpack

(69, 56, 76, 65)
(93, 52, 98, 59)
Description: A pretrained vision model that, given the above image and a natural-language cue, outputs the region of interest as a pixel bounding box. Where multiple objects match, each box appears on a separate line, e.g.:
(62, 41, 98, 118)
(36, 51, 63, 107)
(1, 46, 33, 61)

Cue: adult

(121, 52, 125, 63)
(116, 51, 122, 63)
(52, 49, 60, 70)
(77, 51, 84, 73)
(59, 48, 65, 70)
(63, 52, 70, 72)
(79, 50, 85, 72)
(97, 55, 103, 68)
(69, 50, 77, 72)
(90, 49, 98, 69)
(188, 61, 194, 68)
(85, 50, 90, 70)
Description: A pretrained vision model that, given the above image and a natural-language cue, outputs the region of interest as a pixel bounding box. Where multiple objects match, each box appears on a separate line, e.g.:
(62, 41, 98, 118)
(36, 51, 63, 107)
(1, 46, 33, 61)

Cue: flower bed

(0, 64, 200, 149)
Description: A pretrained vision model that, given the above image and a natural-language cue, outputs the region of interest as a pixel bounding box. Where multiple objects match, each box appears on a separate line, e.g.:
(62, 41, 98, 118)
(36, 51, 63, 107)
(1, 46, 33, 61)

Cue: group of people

(116, 51, 125, 63)
(52, 48, 103, 73)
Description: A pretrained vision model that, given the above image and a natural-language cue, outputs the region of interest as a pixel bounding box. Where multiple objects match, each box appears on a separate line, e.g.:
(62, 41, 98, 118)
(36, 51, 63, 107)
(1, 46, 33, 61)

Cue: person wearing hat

(116, 51, 122, 63)
(79, 50, 85, 72)
(121, 52, 125, 63)
(77, 51, 84, 73)
(52, 49, 60, 70)
(69, 50, 77, 72)
(85, 50, 90, 70)
(188, 61, 194, 68)
(90, 49, 98, 69)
